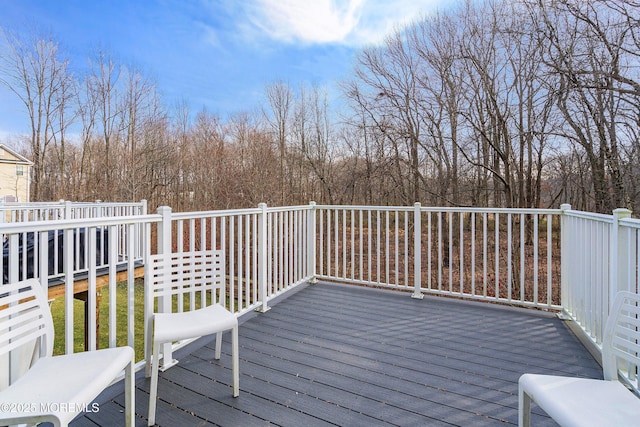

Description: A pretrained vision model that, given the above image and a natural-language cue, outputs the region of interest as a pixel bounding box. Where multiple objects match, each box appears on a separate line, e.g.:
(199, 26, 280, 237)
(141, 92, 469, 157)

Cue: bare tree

(0, 30, 74, 200)
(86, 49, 122, 199)
(533, 0, 640, 212)
(121, 65, 156, 201)
(264, 81, 293, 205)
(292, 84, 336, 203)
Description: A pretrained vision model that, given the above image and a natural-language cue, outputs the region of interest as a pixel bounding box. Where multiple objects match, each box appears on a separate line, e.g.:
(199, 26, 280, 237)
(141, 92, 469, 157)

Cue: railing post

(412, 202, 423, 299)
(257, 203, 270, 313)
(559, 204, 571, 316)
(64, 200, 73, 220)
(307, 201, 317, 284)
(155, 206, 176, 370)
(610, 207, 632, 311)
(64, 226, 75, 354)
(137, 199, 148, 260)
(87, 227, 98, 351)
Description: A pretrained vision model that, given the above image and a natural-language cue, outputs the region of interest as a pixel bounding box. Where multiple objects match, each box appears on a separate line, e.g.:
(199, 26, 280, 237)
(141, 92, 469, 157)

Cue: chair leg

(519, 387, 531, 427)
(148, 341, 161, 426)
(145, 319, 153, 378)
(125, 357, 135, 427)
(232, 325, 239, 397)
(215, 331, 222, 360)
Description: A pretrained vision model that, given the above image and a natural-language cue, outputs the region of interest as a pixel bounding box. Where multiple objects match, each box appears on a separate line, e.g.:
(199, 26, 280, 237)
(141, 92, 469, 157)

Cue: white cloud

(249, 0, 363, 44)
(245, 0, 444, 46)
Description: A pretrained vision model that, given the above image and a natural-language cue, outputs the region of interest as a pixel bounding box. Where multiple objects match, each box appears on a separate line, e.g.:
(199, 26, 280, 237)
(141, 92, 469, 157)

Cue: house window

(16, 165, 24, 176)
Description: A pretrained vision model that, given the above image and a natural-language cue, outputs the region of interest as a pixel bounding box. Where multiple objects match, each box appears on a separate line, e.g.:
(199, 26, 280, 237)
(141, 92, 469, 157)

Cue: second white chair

(519, 291, 640, 426)
(145, 250, 239, 426)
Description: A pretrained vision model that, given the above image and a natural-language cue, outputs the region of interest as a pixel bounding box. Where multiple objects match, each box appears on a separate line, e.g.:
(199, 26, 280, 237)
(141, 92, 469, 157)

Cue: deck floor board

(73, 282, 601, 426)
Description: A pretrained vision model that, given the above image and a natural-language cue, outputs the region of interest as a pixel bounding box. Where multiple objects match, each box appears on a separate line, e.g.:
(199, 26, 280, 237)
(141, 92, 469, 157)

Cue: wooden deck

(73, 282, 601, 426)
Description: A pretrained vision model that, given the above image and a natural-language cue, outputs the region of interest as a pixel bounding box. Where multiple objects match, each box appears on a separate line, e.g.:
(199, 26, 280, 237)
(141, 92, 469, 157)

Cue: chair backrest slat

(1, 279, 54, 390)
(0, 278, 53, 358)
(603, 291, 640, 387)
(149, 250, 224, 311)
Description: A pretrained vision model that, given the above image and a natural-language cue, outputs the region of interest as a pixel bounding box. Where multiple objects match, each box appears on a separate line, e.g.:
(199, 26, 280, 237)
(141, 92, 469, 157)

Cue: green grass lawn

(49, 280, 213, 363)
(50, 280, 146, 361)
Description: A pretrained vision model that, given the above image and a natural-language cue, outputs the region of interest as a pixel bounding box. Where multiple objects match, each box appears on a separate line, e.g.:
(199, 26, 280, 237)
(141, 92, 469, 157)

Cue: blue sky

(0, 0, 452, 139)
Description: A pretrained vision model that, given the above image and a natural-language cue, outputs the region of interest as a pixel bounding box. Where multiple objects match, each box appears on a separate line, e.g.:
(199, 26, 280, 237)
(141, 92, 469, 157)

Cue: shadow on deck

(73, 282, 601, 426)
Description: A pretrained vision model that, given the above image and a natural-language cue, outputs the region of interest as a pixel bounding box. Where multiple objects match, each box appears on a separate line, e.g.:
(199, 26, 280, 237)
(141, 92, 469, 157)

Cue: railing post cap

(613, 208, 632, 218)
(309, 201, 316, 207)
(613, 208, 631, 219)
(157, 205, 172, 214)
(560, 203, 571, 211)
(258, 202, 267, 209)
(414, 202, 421, 208)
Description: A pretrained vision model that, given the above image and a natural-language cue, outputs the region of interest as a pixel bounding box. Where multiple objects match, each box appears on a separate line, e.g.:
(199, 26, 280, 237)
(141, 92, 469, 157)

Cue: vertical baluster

(351, 209, 355, 281)
(483, 212, 488, 298)
(404, 210, 409, 288)
(229, 216, 235, 313)
(394, 210, 399, 287)
(385, 210, 390, 285)
(533, 214, 539, 305)
(520, 213, 525, 303)
(546, 214, 552, 307)
(108, 224, 118, 349)
(471, 212, 476, 296)
(127, 223, 135, 349)
(460, 212, 464, 295)
(448, 211, 453, 293)
(495, 213, 500, 300)
(359, 210, 363, 282)
(334, 210, 339, 279)
(376, 210, 381, 285)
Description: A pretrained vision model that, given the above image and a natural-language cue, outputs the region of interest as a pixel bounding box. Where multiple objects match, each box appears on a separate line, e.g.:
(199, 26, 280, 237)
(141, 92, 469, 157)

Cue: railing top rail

(0, 201, 146, 208)
(563, 209, 614, 223)
(619, 217, 640, 229)
(421, 206, 561, 215)
(315, 205, 412, 212)
(171, 204, 319, 219)
(315, 204, 562, 215)
(0, 214, 161, 233)
(171, 207, 262, 220)
(266, 205, 314, 213)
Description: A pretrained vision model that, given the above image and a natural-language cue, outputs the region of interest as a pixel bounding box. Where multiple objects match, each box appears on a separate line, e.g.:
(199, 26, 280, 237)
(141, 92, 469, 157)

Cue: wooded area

(1, 0, 638, 214)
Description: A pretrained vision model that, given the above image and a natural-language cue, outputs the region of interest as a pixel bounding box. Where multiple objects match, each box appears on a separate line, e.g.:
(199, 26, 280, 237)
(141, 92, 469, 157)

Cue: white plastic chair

(519, 291, 640, 426)
(0, 278, 135, 427)
(145, 249, 239, 426)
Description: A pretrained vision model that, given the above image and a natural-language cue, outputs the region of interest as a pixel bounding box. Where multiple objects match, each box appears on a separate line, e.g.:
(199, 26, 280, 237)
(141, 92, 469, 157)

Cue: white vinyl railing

(159, 204, 312, 317)
(0, 200, 147, 222)
(0, 214, 159, 356)
(560, 205, 640, 349)
(0, 201, 637, 373)
(0, 201, 148, 285)
(315, 203, 563, 309)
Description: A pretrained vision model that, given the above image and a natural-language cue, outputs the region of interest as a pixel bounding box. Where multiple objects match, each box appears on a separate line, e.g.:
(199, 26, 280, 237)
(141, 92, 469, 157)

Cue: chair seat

(519, 373, 640, 427)
(153, 303, 237, 344)
(0, 346, 134, 425)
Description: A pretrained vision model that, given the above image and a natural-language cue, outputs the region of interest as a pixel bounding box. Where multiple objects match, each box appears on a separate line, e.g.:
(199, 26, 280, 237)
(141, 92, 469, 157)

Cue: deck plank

(73, 281, 601, 426)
